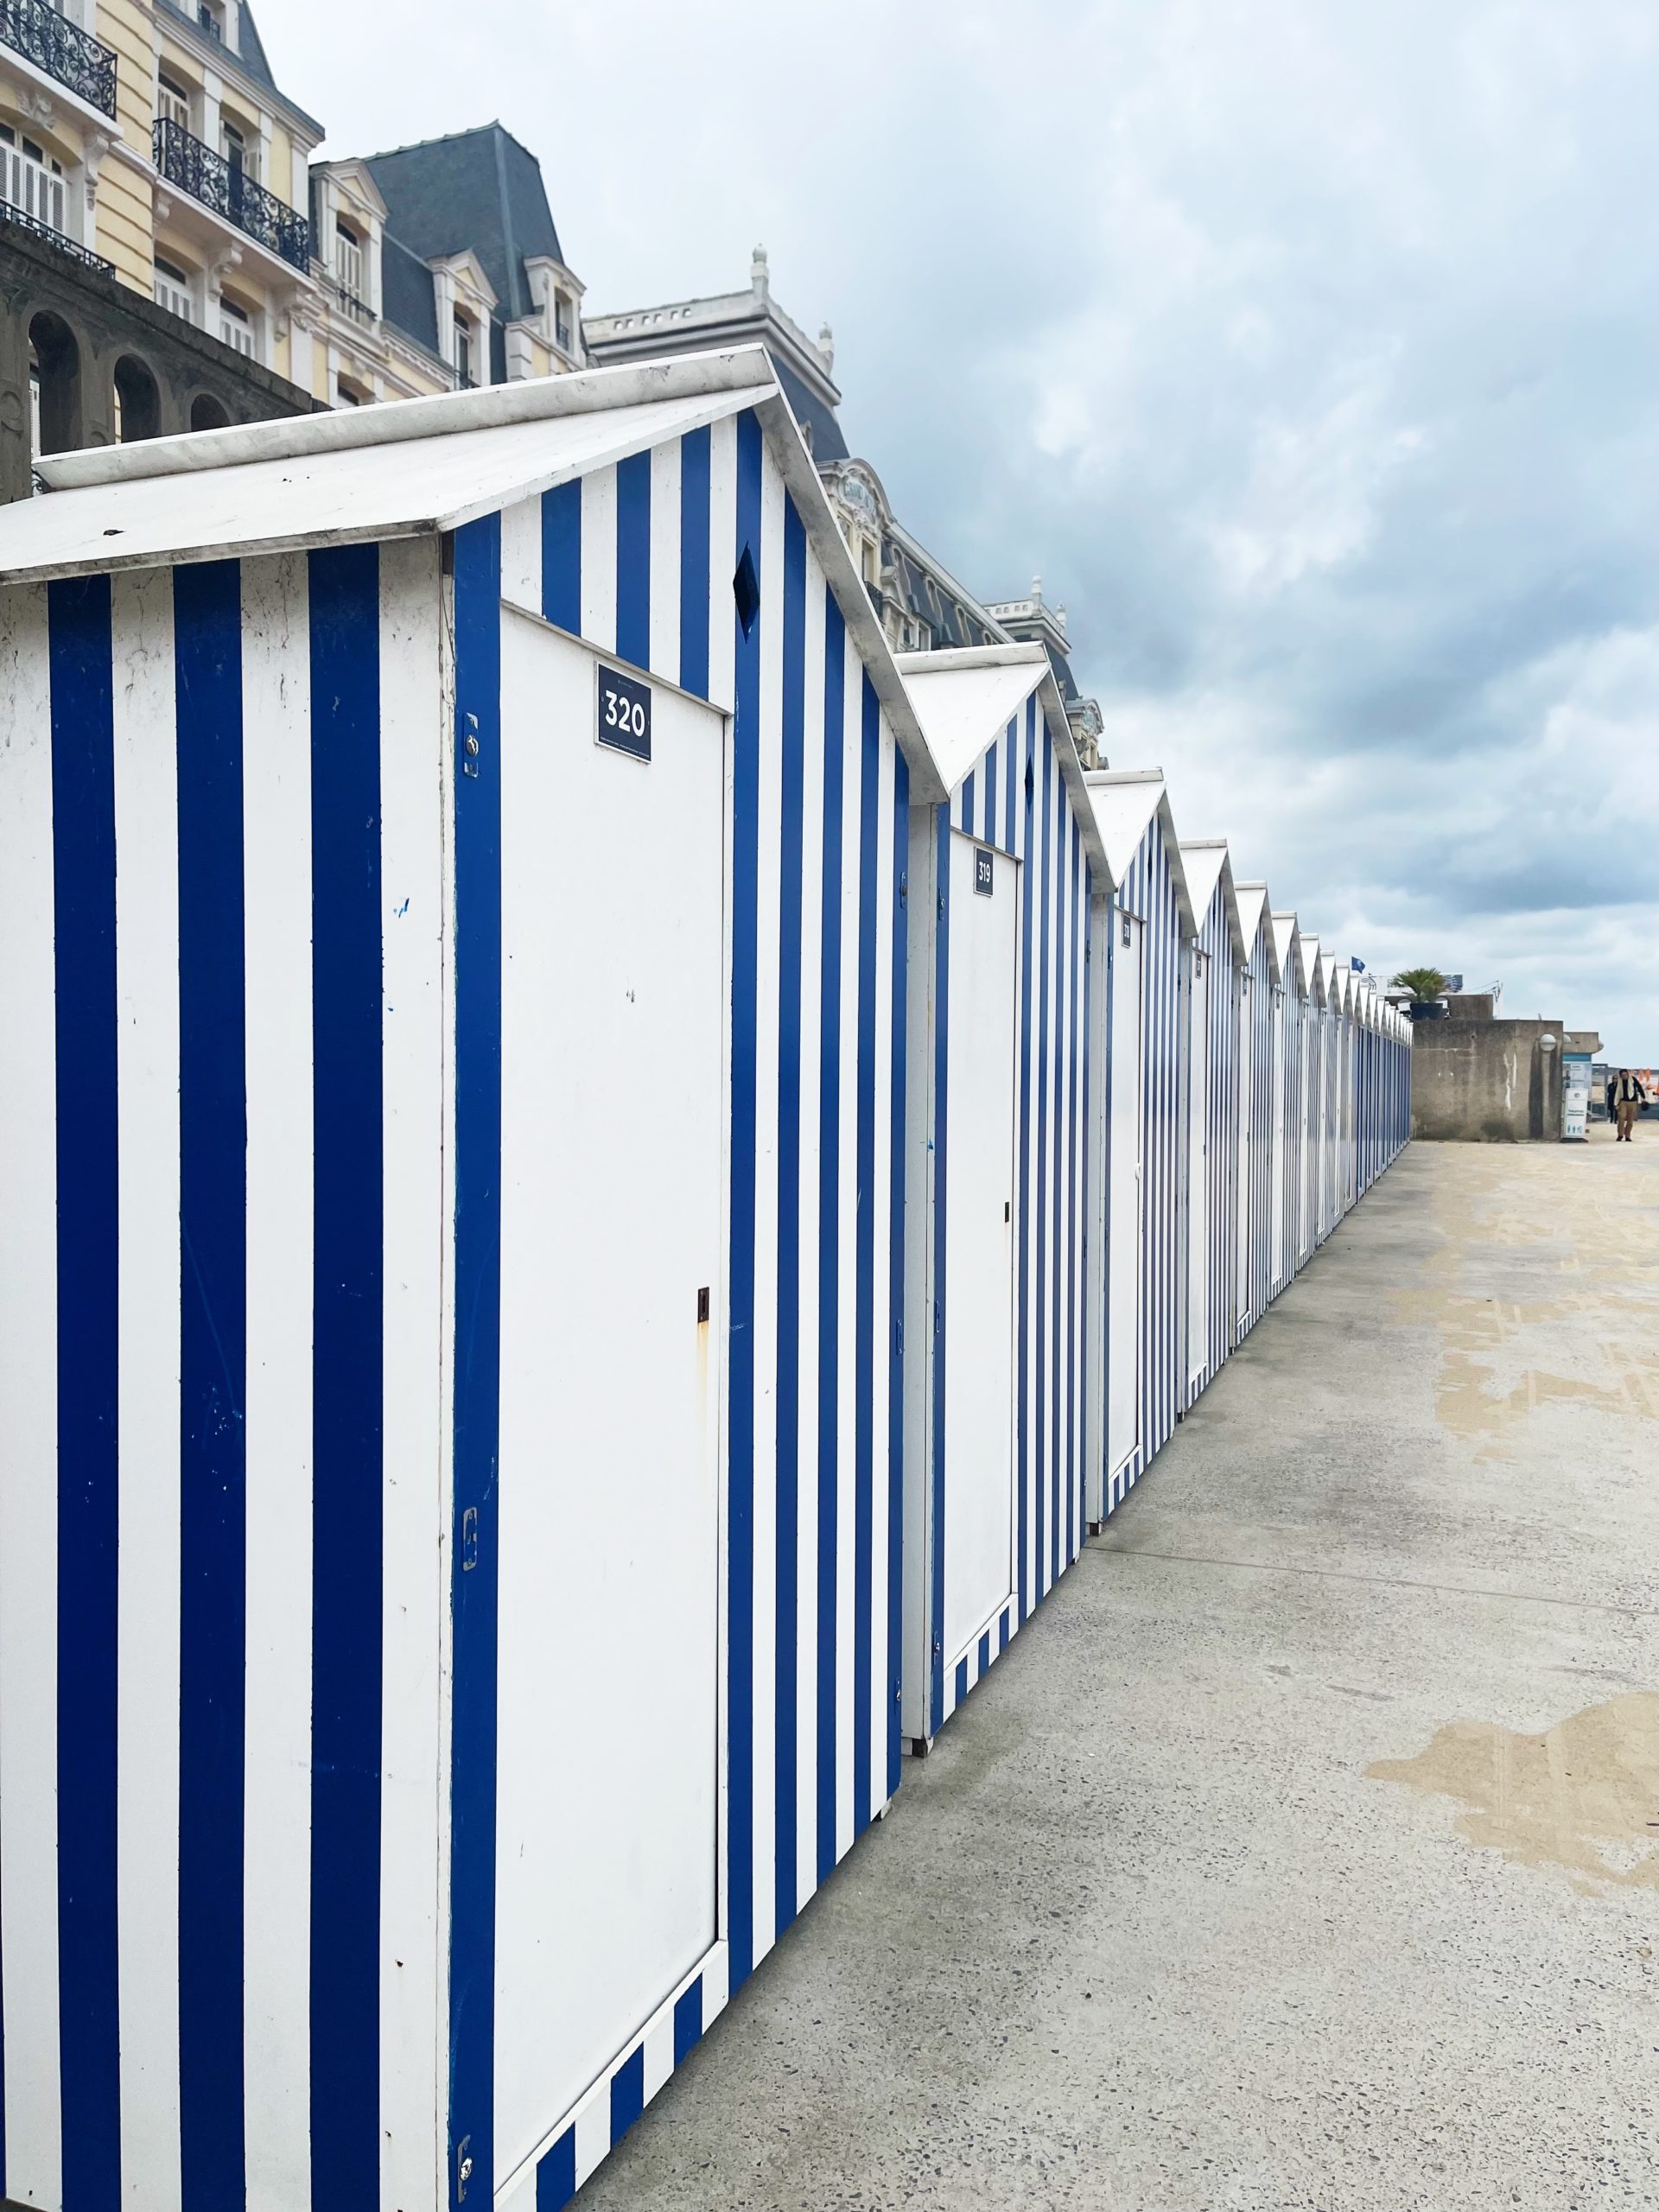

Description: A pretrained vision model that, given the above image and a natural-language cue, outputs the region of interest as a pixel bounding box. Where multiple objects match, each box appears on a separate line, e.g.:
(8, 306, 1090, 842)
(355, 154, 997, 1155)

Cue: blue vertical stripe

(448, 512, 503, 2210)
(307, 543, 384, 2209)
(815, 588, 843, 1882)
(173, 557, 247, 2212)
(615, 451, 651, 669)
(536, 2130, 576, 2212)
(540, 479, 582, 634)
(728, 408, 762, 1988)
(48, 574, 122, 2212)
(773, 498, 806, 1936)
(928, 805, 950, 1739)
(886, 744, 909, 1798)
(672, 1979, 704, 2065)
(609, 2049, 645, 2143)
(1042, 739, 1059, 1589)
(1003, 715, 1016, 854)
(852, 673, 880, 1827)
(678, 428, 711, 699)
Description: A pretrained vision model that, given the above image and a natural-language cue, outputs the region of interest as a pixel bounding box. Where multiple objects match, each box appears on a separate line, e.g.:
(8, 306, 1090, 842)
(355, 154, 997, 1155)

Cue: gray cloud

(275, 0, 1659, 1055)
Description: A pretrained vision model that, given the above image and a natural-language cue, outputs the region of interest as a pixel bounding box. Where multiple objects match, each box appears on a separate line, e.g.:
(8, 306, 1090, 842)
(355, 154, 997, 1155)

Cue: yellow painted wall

(95, 0, 157, 294)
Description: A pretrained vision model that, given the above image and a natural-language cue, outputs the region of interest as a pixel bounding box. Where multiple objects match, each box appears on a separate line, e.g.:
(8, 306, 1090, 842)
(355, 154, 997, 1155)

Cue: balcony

(321, 275, 375, 328)
(1, 142, 111, 272)
(0, 0, 118, 118)
(152, 116, 308, 270)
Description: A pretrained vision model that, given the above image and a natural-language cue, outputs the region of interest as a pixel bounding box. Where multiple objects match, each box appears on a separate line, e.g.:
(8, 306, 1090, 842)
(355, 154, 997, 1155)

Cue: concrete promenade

(583, 1130, 1659, 2210)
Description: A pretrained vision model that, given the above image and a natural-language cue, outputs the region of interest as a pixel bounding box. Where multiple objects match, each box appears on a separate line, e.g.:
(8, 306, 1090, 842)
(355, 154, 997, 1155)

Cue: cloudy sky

(276, 0, 1657, 1057)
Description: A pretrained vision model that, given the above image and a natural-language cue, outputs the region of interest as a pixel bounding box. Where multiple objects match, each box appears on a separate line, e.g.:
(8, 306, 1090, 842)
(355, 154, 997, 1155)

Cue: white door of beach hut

(492, 613, 727, 2173)
(1107, 909, 1144, 1484)
(1185, 948, 1211, 1395)
(941, 832, 1020, 1663)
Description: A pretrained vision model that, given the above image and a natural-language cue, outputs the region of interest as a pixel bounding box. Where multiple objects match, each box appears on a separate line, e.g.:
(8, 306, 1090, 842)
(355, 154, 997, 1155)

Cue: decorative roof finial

(817, 321, 834, 370)
(751, 244, 769, 300)
(1032, 573, 1043, 601)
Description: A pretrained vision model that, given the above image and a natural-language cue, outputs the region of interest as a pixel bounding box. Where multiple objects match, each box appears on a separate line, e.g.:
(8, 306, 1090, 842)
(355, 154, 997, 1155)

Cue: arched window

(28, 311, 79, 462)
(112, 355, 160, 443)
(190, 392, 230, 433)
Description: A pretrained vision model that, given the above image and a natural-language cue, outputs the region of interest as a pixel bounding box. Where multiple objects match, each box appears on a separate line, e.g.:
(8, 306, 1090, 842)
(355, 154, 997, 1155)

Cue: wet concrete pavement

(580, 1131, 1659, 2210)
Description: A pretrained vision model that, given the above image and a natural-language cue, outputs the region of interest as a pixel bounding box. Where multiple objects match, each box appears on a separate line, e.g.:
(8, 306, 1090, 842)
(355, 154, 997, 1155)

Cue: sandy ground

(578, 1129, 1659, 2211)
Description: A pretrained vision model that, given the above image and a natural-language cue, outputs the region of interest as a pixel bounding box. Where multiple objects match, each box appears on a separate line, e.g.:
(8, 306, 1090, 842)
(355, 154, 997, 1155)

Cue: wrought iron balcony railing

(0, 0, 118, 118)
(321, 276, 375, 327)
(152, 117, 309, 270)
(0, 194, 114, 275)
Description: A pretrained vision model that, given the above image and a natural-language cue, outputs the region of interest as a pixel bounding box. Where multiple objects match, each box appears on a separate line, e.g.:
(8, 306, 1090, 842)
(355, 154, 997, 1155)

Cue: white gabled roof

(1083, 769, 1197, 935)
(898, 646, 1048, 794)
(1300, 935, 1325, 1006)
(1179, 839, 1247, 963)
(1234, 881, 1281, 983)
(898, 642, 1110, 887)
(1270, 912, 1303, 995)
(0, 345, 950, 804)
(8, 353, 771, 581)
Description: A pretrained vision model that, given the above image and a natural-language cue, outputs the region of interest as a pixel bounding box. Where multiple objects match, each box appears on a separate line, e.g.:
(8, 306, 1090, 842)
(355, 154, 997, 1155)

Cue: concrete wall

(1410, 1018, 1564, 1141)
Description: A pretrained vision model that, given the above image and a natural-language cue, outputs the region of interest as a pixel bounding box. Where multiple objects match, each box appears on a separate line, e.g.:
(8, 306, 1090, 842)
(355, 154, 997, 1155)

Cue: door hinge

(455, 2134, 474, 2202)
(461, 1506, 479, 1572)
(894, 1318, 904, 1357)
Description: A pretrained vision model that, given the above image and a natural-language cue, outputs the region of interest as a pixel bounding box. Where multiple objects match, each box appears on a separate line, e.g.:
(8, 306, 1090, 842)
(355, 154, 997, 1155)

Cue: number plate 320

(597, 666, 652, 762)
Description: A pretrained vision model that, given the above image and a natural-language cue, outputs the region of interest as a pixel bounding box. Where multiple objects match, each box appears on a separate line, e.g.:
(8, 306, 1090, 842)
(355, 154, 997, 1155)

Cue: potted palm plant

(1391, 966, 1449, 1021)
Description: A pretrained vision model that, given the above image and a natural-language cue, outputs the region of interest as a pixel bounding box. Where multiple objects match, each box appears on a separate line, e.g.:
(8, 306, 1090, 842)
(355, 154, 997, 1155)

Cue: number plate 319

(597, 665, 652, 762)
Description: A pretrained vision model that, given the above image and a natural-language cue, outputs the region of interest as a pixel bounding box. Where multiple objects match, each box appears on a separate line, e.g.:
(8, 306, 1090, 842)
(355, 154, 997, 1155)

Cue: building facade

(308, 123, 587, 410)
(3, 0, 589, 497)
(1, 0, 324, 498)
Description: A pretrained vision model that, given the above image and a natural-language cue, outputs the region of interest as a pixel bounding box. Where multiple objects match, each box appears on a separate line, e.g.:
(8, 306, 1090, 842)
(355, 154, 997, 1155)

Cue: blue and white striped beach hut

(1316, 950, 1344, 1239)
(1176, 841, 1246, 1407)
(1082, 770, 1197, 1524)
(1268, 912, 1306, 1299)
(1332, 963, 1360, 1218)
(895, 644, 1109, 1745)
(1309, 933, 1336, 1265)
(1231, 880, 1281, 1344)
(0, 348, 946, 2212)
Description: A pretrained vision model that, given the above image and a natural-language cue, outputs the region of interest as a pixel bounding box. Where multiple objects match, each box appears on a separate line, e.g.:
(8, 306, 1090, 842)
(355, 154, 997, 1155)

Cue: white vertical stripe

(833, 621, 859, 1859)
(111, 568, 183, 2211)
(747, 446, 785, 1967)
(706, 416, 737, 712)
(0, 582, 63, 2208)
(580, 465, 618, 655)
(239, 550, 315, 2208)
(499, 494, 542, 620)
(378, 537, 449, 2212)
(793, 556, 825, 1910)
(648, 439, 681, 683)
(867, 723, 894, 1784)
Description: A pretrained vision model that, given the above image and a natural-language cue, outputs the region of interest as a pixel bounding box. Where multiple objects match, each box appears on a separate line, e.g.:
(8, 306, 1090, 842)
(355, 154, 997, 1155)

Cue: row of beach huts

(0, 348, 1409, 2212)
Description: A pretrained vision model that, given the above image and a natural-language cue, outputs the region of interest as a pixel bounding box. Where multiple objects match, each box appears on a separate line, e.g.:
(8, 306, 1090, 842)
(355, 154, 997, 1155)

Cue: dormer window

(454, 314, 475, 388)
(334, 218, 364, 304)
(197, 1, 225, 41)
(554, 291, 573, 353)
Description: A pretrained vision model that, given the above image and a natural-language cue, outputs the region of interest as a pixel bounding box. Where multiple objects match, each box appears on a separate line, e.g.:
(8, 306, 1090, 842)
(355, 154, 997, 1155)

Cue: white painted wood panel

(1106, 911, 1143, 1481)
(941, 833, 1018, 1664)
(493, 613, 725, 2171)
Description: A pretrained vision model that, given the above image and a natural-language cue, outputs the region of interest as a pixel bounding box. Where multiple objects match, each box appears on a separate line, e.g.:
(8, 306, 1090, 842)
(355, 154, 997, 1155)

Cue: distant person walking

(1611, 1069, 1648, 1141)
